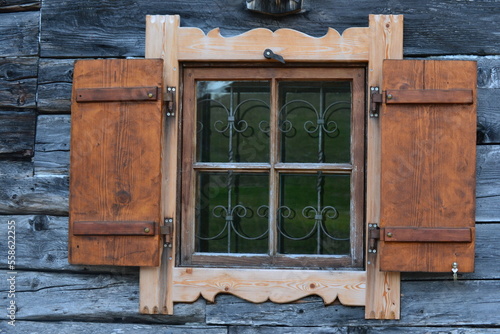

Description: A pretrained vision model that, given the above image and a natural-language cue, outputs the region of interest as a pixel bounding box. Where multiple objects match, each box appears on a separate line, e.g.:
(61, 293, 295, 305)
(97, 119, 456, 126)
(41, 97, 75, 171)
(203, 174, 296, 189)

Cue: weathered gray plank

(230, 328, 500, 334)
(35, 114, 70, 152)
(229, 327, 348, 334)
(361, 328, 500, 334)
(476, 145, 500, 222)
(0, 322, 227, 334)
(37, 59, 75, 113)
(0, 57, 37, 108)
(33, 150, 69, 176)
(478, 57, 500, 89)
(34, 115, 70, 175)
(0, 270, 206, 324)
(40, 0, 500, 58)
(0, 0, 40, 12)
(0, 160, 32, 178)
(0, 176, 68, 215)
(476, 57, 500, 144)
(0, 110, 36, 157)
(206, 280, 500, 326)
(38, 58, 75, 84)
(37, 82, 72, 113)
(477, 88, 500, 144)
(0, 11, 39, 57)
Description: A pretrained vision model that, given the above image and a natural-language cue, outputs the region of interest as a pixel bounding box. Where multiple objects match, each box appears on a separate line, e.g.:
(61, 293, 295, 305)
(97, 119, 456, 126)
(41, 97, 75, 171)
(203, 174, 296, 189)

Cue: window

(69, 15, 477, 320)
(180, 66, 365, 268)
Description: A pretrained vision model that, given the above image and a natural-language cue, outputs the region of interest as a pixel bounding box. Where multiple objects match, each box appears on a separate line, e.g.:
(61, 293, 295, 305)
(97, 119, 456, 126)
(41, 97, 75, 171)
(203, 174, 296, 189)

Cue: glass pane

(197, 81, 270, 163)
(196, 172, 269, 254)
(278, 173, 351, 255)
(279, 82, 351, 163)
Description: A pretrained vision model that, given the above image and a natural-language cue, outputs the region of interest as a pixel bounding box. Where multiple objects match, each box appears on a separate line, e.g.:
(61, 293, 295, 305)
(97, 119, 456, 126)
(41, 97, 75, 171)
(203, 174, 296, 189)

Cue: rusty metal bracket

(370, 86, 383, 118)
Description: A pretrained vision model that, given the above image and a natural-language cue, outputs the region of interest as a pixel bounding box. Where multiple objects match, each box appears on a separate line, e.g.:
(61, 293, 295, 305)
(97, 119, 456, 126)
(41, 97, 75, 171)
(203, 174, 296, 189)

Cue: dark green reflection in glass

(196, 172, 269, 254)
(279, 82, 351, 163)
(278, 173, 351, 255)
(196, 81, 270, 163)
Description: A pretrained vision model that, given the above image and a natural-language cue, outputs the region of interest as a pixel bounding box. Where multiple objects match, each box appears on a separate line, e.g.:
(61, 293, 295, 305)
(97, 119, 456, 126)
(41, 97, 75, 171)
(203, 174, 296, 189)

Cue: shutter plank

(69, 59, 163, 266)
(379, 60, 476, 273)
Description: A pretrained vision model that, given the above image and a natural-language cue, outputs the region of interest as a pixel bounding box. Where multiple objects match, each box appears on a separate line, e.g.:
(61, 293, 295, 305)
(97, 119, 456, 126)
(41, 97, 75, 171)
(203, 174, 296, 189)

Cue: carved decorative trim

(177, 26, 370, 61)
(172, 267, 366, 306)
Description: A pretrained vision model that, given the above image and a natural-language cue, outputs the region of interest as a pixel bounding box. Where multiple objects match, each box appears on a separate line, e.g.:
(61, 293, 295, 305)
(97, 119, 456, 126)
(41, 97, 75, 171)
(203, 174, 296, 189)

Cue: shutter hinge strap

(370, 86, 383, 118)
(164, 87, 176, 116)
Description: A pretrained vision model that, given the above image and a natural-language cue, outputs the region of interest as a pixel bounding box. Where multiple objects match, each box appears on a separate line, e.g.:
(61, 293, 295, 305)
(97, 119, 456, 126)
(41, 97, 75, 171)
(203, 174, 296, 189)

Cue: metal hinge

(368, 223, 381, 253)
(164, 87, 176, 116)
(370, 86, 383, 118)
(161, 218, 173, 247)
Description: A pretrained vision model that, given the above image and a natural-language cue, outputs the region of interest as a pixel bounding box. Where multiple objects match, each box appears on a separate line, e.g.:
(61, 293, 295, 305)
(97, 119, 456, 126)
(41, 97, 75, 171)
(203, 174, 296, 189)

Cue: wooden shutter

(379, 60, 476, 272)
(69, 59, 163, 266)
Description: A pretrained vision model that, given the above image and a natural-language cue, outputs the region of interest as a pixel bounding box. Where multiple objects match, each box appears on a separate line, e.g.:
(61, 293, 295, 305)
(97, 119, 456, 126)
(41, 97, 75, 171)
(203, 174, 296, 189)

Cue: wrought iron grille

(194, 81, 352, 255)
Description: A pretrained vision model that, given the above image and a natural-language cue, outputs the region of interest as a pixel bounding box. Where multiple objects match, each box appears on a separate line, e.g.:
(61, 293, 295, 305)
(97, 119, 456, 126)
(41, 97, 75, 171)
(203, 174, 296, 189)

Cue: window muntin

(181, 66, 365, 268)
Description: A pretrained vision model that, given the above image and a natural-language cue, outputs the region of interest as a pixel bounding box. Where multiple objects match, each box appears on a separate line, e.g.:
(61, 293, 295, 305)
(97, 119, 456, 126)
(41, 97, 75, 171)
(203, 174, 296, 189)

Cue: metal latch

(370, 86, 383, 118)
(164, 87, 176, 116)
(161, 218, 173, 246)
(263, 49, 285, 64)
(368, 223, 380, 253)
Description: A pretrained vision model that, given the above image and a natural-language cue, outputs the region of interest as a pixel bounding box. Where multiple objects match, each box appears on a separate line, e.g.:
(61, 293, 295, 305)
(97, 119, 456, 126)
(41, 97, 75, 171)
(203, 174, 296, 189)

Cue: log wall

(0, 1, 499, 333)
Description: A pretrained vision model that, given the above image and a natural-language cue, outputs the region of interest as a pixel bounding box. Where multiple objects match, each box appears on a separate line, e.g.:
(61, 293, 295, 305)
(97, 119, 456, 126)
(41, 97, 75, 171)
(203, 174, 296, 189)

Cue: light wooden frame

(140, 14, 403, 319)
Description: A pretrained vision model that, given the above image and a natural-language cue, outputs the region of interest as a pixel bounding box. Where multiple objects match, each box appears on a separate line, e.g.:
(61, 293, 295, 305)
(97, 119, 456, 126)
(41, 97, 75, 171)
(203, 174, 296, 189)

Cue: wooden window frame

(180, 65, 365, 269)
(140, 14, 403, 319)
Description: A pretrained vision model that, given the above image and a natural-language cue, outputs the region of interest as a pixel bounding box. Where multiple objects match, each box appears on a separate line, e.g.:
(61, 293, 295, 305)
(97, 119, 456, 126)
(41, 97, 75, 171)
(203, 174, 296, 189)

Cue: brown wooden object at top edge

(379, 60, 476, 273)
(69, 59, 163, 266)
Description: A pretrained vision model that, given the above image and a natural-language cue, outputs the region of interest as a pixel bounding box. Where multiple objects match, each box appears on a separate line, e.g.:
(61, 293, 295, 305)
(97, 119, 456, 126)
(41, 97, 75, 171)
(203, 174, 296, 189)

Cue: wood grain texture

(0, 270, 206, 324)
(0, 110, 36, 157)
(0, 0, 39, 12)
(0, 322, 227, 334)
(0, 176, 68, 215)
(477, 88, 500, 144)
(0, 11, 39, 56)
(40, 0, 500, 57)
(0, 57, 37, 108)
(379, 60, 477, 273)
(173, 267, 366, 306)
(365, 14, 403, 320)
(476, 145, 500, 222)
(69, 59, 163, 266)
(177, 26, 370, 61)
(34, 114, 70, 176)
(37, 59, 75, 113)
(140, 14, 180, 316)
